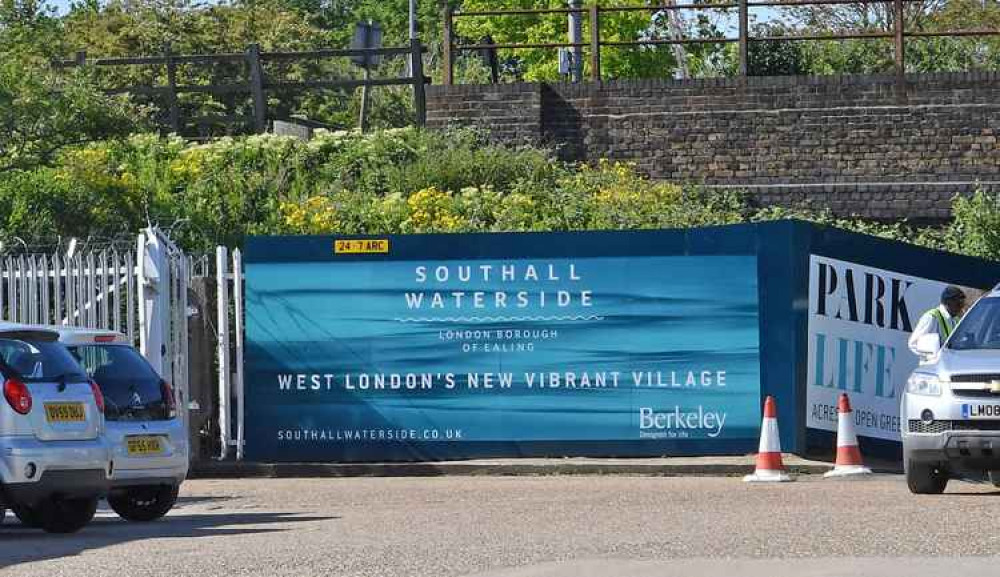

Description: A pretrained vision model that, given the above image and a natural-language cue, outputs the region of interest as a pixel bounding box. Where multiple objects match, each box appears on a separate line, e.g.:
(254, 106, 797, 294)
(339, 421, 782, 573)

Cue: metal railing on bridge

(442, 0, 1000, 84)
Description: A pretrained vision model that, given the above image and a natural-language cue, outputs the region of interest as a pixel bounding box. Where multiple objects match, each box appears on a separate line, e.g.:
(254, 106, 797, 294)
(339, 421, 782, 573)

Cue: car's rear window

(68, 344, 167, 421)
(0, 335, 88, 383)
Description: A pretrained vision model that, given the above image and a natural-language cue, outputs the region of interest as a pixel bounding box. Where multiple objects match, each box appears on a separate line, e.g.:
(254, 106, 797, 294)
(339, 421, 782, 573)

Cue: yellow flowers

(59, 146, 136, 192)
(68, 148, 109, 165)
(168, 155, 202, 180)
(276, 161, 703, 236)
(168, 144, 227, 180)
(278, 185, 543, 235)
(575, 160, 687, 230)
(404, 187, 462, 233)
(280, 196, 339, 234)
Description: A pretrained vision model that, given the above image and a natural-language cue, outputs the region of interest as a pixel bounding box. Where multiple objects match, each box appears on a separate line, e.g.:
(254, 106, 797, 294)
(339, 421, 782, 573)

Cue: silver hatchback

(58, 327, 188, 522)
(0, 324, 111, 533)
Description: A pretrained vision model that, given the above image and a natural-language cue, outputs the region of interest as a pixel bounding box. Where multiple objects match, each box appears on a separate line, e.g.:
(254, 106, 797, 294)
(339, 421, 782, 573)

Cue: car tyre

(38, 497, 99, 534)
(10, 503, 43, 528)
(108, 485, 179, 522)
(905, 459, 949, 494)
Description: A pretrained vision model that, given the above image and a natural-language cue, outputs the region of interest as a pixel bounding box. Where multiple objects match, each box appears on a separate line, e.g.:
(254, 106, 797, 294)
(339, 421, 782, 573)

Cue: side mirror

(916, 333, 941, 356)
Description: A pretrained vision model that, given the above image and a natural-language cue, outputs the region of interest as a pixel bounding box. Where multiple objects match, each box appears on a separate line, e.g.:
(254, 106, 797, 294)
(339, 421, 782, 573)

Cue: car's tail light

(4, 377, 32, 415)
(161, 380, 177, 418)
(89, 380, 105, 413)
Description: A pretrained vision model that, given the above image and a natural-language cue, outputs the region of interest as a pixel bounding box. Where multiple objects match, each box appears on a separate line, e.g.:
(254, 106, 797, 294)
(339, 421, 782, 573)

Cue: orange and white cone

(824, 393, 872, 478)
(743, 396, 792, 483)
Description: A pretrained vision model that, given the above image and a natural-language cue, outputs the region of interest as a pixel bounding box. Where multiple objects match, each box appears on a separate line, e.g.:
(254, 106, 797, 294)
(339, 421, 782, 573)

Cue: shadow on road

(174, 494, 237, 507)
(0, 507, 336, 567)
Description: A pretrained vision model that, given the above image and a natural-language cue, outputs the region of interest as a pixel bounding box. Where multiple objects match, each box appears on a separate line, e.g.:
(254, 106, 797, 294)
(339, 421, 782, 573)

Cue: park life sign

(244, 230, 762, 462)
(806, 255, 978, 442)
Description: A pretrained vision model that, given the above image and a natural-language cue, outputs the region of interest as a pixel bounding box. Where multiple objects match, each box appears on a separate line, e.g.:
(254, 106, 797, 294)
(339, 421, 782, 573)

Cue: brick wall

(426, 73, 1000, 220)
(427, 83, 541, 144)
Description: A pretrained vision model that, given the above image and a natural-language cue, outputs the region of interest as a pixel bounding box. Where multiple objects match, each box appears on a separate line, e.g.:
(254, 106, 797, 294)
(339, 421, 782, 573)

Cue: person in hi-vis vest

(908, 285, 967, 357)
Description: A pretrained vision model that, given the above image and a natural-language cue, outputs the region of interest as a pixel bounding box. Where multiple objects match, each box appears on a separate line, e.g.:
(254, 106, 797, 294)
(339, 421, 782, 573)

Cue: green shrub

(949, 189, 1000, 259)
(0, 128, 997, 262)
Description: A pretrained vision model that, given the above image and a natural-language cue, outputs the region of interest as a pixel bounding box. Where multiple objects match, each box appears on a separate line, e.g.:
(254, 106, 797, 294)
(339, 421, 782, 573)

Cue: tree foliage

(3, 0, 439, 132)
(788, 0, 1000, 74)
(748, 23, 808, 76)
(787, 1, 944, 32)
(1, 3, 145, 173)
(0, 58, 143, 173)
(453, 0, 734, 81)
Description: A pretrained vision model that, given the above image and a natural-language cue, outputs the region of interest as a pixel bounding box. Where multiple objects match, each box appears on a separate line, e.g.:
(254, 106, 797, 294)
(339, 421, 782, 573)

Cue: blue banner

(244, 232, 762, 462)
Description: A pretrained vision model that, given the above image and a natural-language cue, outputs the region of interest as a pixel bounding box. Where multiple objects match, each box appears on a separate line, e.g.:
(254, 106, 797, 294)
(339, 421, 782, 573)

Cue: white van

(57, 327, 188, 521)
(903, 288, 1000, 493)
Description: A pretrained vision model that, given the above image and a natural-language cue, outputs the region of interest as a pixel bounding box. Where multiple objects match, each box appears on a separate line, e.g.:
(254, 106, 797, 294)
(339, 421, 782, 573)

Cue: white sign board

(806, 255, 972, 442)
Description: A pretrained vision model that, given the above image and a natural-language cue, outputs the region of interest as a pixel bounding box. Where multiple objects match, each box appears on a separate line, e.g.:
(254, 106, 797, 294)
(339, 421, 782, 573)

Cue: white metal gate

(0, 227, 253, 460)
(0, 228, 191, 413)
(0, 246, 138, 337)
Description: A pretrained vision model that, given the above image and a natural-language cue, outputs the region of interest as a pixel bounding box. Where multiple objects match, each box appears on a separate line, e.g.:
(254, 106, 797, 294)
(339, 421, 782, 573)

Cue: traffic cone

(824, 393, 872, 478)
(743, 396, 792, 483)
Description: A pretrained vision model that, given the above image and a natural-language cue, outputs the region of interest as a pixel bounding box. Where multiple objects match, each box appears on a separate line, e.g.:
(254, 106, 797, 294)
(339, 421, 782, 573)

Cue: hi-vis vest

(929, 308, 958, 340)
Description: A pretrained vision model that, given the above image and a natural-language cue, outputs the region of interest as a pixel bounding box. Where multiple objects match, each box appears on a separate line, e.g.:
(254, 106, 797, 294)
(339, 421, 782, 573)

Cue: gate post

(216, 247, 232, 460)
(165, 43, 182, 134)
(442, 5, 454, 86)
(246, 43, 267, 134)
(590, 4, 601, 82)
(232, 249, 245, 460)
(411, 39, 427, 127)
(738, 0, 749, 77)
(893, 0, 906, 102)
(137, 228, 170, 377)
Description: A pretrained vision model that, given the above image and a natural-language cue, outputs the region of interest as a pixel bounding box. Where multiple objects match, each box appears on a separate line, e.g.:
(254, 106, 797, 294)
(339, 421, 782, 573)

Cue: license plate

(962, 404, 1000, 419)
(44, 403, 86, 423)
(126, 436, 165, 456)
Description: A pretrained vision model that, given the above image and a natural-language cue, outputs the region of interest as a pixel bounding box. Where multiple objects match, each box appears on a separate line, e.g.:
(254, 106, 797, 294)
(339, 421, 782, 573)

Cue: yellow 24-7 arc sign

(334, 239, 390, 254)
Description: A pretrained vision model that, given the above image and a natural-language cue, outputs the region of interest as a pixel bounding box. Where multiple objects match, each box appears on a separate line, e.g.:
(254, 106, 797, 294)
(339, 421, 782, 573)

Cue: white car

(903, 289, 1000, 494)
(57, 327, 189, 521)
(0, 324, 111, 533)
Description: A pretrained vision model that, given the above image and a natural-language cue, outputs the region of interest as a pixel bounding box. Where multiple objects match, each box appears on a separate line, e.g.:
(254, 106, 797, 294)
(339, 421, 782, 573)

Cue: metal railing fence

(443, 1, 1000, 84)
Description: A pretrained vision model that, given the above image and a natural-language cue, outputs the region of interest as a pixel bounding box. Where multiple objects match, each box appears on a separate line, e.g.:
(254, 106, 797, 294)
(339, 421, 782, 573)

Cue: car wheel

(38, 497, 99, 534)
(0, 507, 5, 524)
(108, 485, 179, 522)
(10, 503, 43, 528)
(905, 459, 949, 494)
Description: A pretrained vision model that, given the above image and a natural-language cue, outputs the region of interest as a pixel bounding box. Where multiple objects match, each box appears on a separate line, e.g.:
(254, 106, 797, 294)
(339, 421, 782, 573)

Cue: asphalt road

(3, 474, 1000, 577)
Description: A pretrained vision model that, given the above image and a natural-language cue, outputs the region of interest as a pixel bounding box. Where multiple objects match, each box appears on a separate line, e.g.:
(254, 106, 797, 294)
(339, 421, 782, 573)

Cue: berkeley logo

(639, 406, 727, 438)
